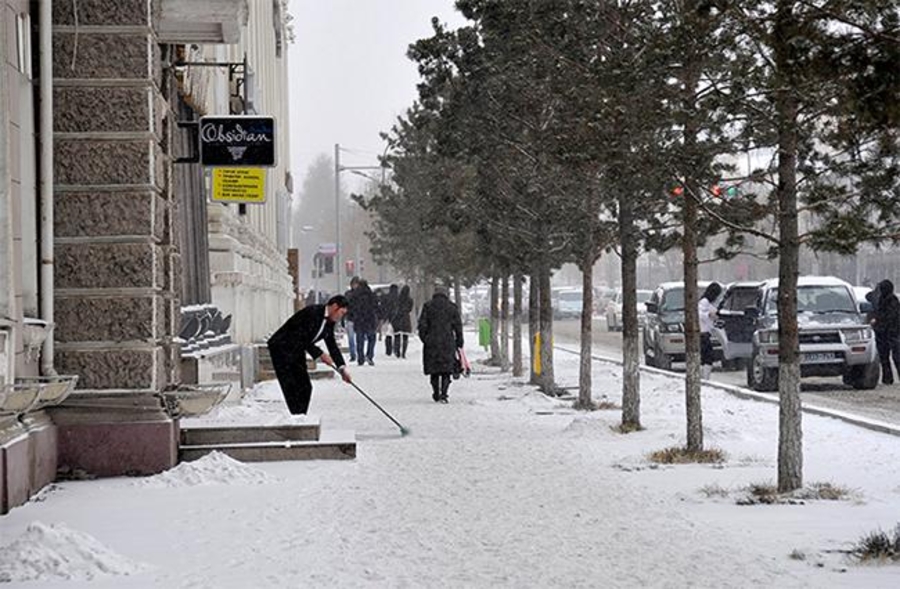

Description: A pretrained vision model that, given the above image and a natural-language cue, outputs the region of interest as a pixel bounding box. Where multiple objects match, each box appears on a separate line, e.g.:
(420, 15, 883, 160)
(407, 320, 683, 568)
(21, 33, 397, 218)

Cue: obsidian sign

(199, 116, 276, 167)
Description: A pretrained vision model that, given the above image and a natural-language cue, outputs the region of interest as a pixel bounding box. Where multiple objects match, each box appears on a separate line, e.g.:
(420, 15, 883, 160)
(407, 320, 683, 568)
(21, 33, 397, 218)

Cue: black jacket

(268, 304, 346, 368)
(418, 293, 463, 375)
(349, 285, 379, 333)
(869, 280, 900, 336)
(392, 289, 414, 333)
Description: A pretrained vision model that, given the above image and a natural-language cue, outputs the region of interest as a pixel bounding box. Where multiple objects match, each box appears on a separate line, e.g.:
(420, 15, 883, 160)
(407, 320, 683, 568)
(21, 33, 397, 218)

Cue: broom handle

(330, 365, 406, 431)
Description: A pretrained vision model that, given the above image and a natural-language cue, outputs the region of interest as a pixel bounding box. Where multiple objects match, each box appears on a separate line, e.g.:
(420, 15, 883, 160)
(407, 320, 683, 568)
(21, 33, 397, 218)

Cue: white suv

(727, 276, 879, 391)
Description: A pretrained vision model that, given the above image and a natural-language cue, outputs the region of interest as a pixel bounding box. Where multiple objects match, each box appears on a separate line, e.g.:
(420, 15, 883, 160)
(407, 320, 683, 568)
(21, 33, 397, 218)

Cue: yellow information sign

(211, 167, 266, 203)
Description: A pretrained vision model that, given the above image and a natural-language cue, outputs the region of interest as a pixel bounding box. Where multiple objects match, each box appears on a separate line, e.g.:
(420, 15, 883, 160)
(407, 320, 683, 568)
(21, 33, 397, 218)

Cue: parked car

(554, 288, 584, 319)
(606, 289, 653, 331)
(714, 276, 878, 391)
(642, 281, 722, 370)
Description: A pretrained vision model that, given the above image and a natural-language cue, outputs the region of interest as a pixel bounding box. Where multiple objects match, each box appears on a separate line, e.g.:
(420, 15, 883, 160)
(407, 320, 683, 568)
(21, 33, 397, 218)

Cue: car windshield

(661, 288, 684, 312)
(559, 291, 582, 301)
(637, 290, 652, 303)
(764, 285, 857, 315)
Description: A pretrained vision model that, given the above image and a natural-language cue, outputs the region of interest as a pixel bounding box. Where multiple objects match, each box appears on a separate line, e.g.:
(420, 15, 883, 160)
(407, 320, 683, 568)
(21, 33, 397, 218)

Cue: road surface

(552, 317, 900, 427)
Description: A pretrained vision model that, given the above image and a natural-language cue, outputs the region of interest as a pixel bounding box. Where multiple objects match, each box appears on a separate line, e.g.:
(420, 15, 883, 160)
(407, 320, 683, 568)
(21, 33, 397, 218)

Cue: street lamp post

(334, 143, 385, 293)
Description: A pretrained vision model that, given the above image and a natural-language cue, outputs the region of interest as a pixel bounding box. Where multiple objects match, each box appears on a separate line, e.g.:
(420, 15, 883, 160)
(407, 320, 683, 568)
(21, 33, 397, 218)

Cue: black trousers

(875, 331, 900, 383)
(268, 343, 312, 415)
(700, 332, 715, 366)
(430, 373, 451, 396)
(394, 334, 409, 357)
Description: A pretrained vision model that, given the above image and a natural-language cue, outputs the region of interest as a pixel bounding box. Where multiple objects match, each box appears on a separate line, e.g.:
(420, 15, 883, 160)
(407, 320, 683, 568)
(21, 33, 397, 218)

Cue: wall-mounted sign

(199, 116, 276, 167)
(211, 168, 266, 203)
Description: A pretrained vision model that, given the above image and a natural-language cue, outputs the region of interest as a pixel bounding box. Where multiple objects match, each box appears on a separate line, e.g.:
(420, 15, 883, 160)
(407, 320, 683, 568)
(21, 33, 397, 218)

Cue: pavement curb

(554, 344, 900, 438)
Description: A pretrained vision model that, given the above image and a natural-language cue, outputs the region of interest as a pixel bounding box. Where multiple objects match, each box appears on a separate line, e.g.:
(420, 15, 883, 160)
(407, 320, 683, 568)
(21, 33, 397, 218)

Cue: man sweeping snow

(267, 295, 352, 415)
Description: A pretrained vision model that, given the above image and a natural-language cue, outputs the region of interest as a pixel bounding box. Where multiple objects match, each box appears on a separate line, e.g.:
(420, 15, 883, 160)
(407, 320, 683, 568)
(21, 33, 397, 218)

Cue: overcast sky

(287, 0, 467, 184)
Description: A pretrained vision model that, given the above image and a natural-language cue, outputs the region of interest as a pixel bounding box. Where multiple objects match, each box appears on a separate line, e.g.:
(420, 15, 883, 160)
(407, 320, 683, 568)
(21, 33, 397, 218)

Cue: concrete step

(179, 430, 356, 462)
(180, 421, 321, 446)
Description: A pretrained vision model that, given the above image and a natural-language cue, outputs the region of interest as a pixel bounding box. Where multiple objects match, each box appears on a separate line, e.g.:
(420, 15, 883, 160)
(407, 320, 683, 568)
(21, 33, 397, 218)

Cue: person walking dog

(267, 295, 352, 415)
(418, 286, 463, 403)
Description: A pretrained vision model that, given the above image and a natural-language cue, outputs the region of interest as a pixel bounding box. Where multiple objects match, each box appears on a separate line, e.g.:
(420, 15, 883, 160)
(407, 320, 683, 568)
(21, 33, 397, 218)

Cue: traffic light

(711, 184, 739, 199)
(322, 256, 334, 274)
(345, 259, 355, 276)
(671, 185, 684, 198)
(359, 259, 365, 275)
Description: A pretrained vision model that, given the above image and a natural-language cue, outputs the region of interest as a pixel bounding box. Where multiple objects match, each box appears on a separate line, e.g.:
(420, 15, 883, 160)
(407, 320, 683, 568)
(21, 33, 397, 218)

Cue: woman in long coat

(418, 287, 463, 403)
(391, 285, 414, 358)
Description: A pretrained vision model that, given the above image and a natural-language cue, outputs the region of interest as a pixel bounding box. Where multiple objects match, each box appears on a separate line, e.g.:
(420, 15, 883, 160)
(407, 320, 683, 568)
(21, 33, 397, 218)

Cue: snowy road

(553, 318, 900, 429)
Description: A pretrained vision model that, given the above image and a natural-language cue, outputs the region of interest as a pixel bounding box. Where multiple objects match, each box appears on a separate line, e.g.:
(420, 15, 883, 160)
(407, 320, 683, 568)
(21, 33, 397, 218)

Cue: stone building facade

(0, 0, 294, 513)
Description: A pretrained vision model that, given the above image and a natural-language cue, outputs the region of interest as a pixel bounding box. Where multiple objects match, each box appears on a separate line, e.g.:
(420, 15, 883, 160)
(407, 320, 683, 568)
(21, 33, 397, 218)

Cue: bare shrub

(648, 446, 726, 465)
(851, 525, 900, 563)
(699, 483, 730, 498)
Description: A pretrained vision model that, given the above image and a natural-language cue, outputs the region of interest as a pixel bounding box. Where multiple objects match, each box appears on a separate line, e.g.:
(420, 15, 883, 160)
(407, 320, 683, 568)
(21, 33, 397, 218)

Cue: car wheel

(748, 348, 778, 392)
(846, 361, 880, 390)
(655, 343, 672, 371)
(643, 336, 655, 367)
(721, 358, 743, 372)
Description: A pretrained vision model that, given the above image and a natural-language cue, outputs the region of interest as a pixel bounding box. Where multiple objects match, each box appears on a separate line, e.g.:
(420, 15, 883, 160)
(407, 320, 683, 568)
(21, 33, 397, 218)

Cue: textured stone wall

(52, 3, 178, 395)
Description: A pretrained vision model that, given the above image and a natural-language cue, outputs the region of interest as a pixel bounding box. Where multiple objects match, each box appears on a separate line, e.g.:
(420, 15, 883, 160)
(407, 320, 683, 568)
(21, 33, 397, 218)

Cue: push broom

(330, 365, 411, 436)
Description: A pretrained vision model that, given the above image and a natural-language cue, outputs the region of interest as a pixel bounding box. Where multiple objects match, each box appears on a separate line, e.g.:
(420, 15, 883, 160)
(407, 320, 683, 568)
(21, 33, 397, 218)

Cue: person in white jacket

(699, 282, 723, 380)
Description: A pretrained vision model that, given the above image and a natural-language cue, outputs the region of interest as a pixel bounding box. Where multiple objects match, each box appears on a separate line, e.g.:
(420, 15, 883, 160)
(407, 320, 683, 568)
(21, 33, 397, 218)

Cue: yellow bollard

(533, 333, 541, 376)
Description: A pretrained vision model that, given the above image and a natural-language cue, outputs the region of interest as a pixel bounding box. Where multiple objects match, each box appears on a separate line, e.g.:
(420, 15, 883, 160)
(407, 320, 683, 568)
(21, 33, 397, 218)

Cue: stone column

(47, 0, 179, 476)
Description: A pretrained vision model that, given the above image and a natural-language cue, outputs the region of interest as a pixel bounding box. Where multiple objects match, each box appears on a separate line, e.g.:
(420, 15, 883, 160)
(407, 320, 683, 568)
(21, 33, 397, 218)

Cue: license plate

(802, 352, 836, 363)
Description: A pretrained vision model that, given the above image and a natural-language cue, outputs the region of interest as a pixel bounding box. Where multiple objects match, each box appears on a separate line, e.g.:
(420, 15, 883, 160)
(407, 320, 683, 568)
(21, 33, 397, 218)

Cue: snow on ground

(1, 332, 900, 587)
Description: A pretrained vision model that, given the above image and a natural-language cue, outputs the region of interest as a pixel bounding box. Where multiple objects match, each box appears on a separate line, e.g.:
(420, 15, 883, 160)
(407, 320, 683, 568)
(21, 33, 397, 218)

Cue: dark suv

(642, 281, 722, 371)
(712, 276, 879, 391)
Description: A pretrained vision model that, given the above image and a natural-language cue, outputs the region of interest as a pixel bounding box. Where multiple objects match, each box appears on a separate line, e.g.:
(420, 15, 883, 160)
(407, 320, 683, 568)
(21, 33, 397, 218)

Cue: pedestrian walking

(867, 279, 900, 384)
(699, 282, 723, 380)
(344, 276, 360, 362)
(381, 284, 400, 356)
(418, 286, 463, 403)
(351, 279, 379, 366)
(267, 295, 352, 415)
(392, 284, 414, 358)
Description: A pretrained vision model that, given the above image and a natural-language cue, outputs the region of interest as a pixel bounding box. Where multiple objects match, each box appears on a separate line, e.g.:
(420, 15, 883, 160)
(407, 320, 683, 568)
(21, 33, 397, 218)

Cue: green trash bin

(478, 318, 491, 349)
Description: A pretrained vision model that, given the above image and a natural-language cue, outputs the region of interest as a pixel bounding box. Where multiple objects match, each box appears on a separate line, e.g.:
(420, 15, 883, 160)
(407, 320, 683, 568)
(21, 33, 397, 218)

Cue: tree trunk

(500, 274, 510, 371)
(774, 0, 803, 493)
(682, 57, 703, 453)
(538, 264, 556, 394)
(577, 251, 595, 409)
(529, 271, 540, 384)
(490, 274, 500, 365)
(683, 179, 702, 451)
(513, 273, 523, 377)
(620, 196, 641, 429)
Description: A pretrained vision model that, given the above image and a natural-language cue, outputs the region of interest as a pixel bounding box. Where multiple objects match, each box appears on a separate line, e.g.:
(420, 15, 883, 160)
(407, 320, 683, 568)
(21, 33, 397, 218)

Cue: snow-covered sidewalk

(1, 334, 900, 587)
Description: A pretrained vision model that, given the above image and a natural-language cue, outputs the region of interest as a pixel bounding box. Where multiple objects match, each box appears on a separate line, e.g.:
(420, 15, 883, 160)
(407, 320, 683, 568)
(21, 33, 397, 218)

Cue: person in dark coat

(418, 286, 464, 403)
(381, 284, 400, 356)
(267, 295, 351, 415)
(867, 279, 900, 384)
(344, 276, 360, 362)
(392, 284, 414, 359)
(350, 279, 379, 365)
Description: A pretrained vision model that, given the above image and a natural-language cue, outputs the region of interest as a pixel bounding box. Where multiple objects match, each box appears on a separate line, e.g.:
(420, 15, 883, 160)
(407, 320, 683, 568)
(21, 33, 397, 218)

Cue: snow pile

(136, 451, 278, 488)
(559, 414, 616, 438)
(0, 521, 146, 583)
